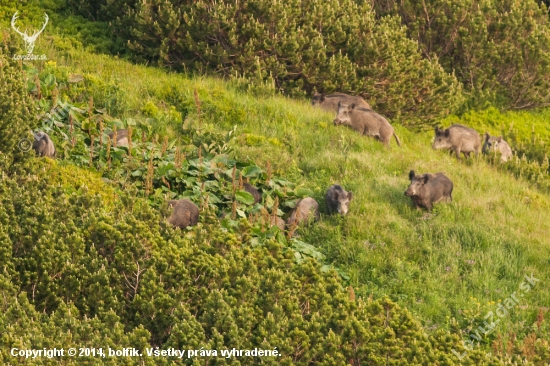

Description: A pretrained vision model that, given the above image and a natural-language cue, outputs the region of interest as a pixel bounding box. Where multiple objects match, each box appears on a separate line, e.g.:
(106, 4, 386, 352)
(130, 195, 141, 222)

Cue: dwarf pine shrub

(0, 158, 500, 365)
(0, 44, 36, 167)
(68, 0, 463, 128)
(373, 0, 550, 110)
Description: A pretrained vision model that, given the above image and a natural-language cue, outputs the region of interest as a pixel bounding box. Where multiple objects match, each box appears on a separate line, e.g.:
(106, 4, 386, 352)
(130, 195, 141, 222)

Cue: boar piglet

(243, 182, 261, 204)
(108, 129, 129, 147)
(404, 170, 453, 211)
(325, 184, 353, 215)
(483, 133, 512, 162)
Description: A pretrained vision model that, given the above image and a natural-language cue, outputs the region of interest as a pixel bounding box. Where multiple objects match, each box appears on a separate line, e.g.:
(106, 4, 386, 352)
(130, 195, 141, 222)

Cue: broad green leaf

(235, 191, 255, 205)
(242, 165, 263, 177)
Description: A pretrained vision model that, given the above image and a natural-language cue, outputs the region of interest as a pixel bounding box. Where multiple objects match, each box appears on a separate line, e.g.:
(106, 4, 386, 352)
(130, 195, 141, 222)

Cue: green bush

(0, 158, 499, 365)
(80, 0, 462, 128)
(373, 0, 550, 110)
(0, 44, 37, 168)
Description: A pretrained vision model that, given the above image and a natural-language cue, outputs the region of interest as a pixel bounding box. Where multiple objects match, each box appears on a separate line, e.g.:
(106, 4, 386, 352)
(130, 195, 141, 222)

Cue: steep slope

(3, 32, 549, 362)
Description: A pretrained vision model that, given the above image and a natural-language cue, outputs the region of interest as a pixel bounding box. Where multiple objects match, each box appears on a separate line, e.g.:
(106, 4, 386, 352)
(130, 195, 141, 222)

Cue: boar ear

(444, 129, 450, 137)
(349, 103, 356, 110)
(484, 132, 490, 140)
(320, 94, 325, 102)
(347, 192, 353, 200)
(497, 136, 502, 142)
(434, 126, 440, 133)
(422, 174, 429, 184)
(408, 170, 415, 180)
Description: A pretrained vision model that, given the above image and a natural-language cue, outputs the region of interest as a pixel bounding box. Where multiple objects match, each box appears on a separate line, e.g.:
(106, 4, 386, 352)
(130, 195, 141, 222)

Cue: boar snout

(333, 118, 341, 125)
(404, 185, 417, 196)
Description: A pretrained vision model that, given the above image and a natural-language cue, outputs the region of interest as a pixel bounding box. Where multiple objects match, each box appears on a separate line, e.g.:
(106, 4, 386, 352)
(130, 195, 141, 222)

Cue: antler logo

(11, 12, 49, 54)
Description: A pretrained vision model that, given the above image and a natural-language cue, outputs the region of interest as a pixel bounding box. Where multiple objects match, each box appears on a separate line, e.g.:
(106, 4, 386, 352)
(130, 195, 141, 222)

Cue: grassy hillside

(34, 37, 550, 352)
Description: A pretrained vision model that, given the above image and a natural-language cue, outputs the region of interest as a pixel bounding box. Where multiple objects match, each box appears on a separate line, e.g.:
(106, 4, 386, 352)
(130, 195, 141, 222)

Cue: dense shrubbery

(65, 0, 550, 119)
(65, 0, 463, 128)
(0, 45, 36, 167)
(373, 0, 550, 110)
(0, 158, 500, 365)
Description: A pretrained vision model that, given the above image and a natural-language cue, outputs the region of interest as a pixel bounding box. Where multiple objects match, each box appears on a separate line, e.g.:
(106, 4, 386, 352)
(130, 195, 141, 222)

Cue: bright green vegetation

(1, 35, 548, 363)
(442, 108, 550, 192)
(1, 1, 550, 364)
(67, 0, 550, 118)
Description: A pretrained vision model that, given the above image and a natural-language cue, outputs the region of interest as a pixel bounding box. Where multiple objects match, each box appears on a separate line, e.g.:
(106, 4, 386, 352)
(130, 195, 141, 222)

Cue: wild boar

(333, 102, 401, 147)
(483, 133, 513, 162)
(432, 124, 481, 159)
(32, 131, 55, 158)
(325, 184, 353, 215)
(286, 197, 320, 228)
(243, 183, 261, 204)
(108, 129, 129, 147)
(312, 92, 371, 112)
(404, 170, 453, 211)
(167, 199, 199, 229)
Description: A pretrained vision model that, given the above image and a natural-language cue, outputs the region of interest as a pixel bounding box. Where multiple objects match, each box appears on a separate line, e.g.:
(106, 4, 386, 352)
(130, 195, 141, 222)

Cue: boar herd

(313, 93, 401, 147)
(432, 124, 513, 162)
(28, 92, 516, 231)
(167, 184, 354, 232)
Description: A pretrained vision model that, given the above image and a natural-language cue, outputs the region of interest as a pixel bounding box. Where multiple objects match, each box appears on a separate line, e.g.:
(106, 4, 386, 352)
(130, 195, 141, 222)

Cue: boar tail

(393, 133, 402, 147)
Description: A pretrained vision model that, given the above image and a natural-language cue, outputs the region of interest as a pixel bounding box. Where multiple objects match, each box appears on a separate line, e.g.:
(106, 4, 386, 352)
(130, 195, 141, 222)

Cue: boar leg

(455, 148, 462, 159)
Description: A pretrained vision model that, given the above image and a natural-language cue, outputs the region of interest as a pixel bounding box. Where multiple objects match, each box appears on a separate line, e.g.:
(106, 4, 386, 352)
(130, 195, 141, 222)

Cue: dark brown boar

(167, 199, 199, 228)
(432, 124, 481, 159)
(404, 170, 453, 211)
(333, 102, 401, 147)
(312, 92, 371, 112)
(325, 184, 353, 215)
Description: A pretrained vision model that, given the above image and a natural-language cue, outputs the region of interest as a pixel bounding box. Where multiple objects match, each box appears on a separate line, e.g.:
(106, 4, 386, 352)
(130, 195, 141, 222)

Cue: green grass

(32, 33, 550, 347)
